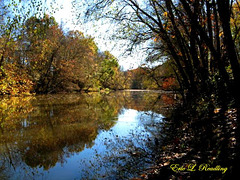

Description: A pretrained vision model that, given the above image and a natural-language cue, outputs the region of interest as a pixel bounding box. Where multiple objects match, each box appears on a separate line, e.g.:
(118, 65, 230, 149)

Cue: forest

(80, 0, 239, 179)
(79, 0, 240, 106)
(1, 0, 240, 179)
(0, 9, 125, 94)
(0, 0, 177, 96)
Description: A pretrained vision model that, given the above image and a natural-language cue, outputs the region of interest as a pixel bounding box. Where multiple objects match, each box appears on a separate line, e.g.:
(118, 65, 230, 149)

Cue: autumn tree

(128, 68, 146, 89)
(126, 61, 178, 90)
(0, 0, 56, 67)
(76, 1, 240, 176)
(2, 10, 123, 94)
(20, 15, 104, 93)
(0, 1, 34, 95)
(77, 0, 240, 105)
(0, 0, 59, 95)
(56, 30, 99, 92)
(97, 51, 124, 90)
(19, 14, 63, 93)
(143, 61, 178, 90)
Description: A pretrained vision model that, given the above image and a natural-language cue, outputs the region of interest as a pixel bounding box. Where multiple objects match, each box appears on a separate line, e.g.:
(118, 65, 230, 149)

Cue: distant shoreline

(121, 89, 178, 93)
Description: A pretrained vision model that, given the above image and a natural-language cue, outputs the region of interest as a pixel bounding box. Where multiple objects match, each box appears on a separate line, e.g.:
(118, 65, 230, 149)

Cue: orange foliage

(162, 94, 175, 105)
(0, 64, 34, 95)
(162, 77, 177, 90)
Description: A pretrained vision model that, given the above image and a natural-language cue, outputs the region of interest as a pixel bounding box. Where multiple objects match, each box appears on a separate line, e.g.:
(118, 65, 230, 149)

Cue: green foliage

(97, 51, 123, 90)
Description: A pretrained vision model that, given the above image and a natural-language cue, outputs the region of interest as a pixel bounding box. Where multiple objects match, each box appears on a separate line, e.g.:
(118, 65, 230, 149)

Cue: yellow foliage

(0, 64, 34, 96)
(163, 12, 168, 17)
(219, 32, 224, 37)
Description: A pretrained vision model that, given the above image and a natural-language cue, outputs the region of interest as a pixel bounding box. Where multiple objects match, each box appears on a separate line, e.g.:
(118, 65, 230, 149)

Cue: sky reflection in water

(0, 91, 177, 179)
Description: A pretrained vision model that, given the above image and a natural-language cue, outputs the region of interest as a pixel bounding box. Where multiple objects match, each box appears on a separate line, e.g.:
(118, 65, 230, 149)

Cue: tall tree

(75, 0, 240, 105)
(97, 51, 124, 90)
(75, 1, 240, 176)
(56, 30, 99, 92)
(20, 15, 63, 93)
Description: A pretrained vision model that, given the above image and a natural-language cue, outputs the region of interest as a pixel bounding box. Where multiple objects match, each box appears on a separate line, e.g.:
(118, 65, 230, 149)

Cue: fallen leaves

(136, 107, 239, 179)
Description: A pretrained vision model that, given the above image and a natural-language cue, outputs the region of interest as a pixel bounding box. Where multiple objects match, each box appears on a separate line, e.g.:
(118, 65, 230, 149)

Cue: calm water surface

(0, 91, 177, 179)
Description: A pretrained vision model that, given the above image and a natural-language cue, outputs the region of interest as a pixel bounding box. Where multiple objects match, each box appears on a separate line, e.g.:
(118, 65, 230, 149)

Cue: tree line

(76, 0, 240, 176)
(0, 1, 129, 95)
(126, 61, 178, 90)
(0, 0, 177, 95)
(79, 0, 240, 108)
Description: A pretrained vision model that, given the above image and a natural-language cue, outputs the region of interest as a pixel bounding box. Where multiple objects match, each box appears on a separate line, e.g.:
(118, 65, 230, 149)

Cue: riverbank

(2, 90, 237, 179)
(135, 106, 239, 180)
(120, 89, 178, 93)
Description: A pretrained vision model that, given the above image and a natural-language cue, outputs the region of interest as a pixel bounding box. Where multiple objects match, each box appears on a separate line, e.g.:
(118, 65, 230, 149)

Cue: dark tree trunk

(217, 0, 240, 106)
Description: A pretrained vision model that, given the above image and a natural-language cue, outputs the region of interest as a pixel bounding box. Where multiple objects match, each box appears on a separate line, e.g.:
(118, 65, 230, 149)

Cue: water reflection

(0, 91, 178, 179)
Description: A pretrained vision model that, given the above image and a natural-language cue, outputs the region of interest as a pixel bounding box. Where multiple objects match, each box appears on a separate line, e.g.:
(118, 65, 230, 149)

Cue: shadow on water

(0, 91, 179, 179)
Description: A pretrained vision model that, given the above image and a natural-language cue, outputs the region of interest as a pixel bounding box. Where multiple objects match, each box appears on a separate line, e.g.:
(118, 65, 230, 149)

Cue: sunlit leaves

(0, 96, 34, 129)
(97, 51, 124, 90)
(55, 30, 100, 92)
(126, 61, 178, 90)
(0, 64, 33, 96)
(163, 11, 168, 17)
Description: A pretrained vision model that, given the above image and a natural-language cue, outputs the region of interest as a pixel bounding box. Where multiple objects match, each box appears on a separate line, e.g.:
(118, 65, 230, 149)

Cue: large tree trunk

(218, 0, 240, 105)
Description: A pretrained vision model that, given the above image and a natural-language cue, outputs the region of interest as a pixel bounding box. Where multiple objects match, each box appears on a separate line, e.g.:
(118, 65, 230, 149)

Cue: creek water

(0, 91, 177, 179)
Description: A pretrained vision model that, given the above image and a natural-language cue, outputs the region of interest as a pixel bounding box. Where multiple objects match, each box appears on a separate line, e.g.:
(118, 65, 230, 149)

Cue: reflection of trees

(0, 96, 35, 179)
(79, 91, 178, 179)
(117, 91, 178, 118)
(80, 111, 165, 179)
(0, 96, 34, 130)
(0, 93, 121, 173)
(0, 91, 178, 178)
(22, 125, 97, 170)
